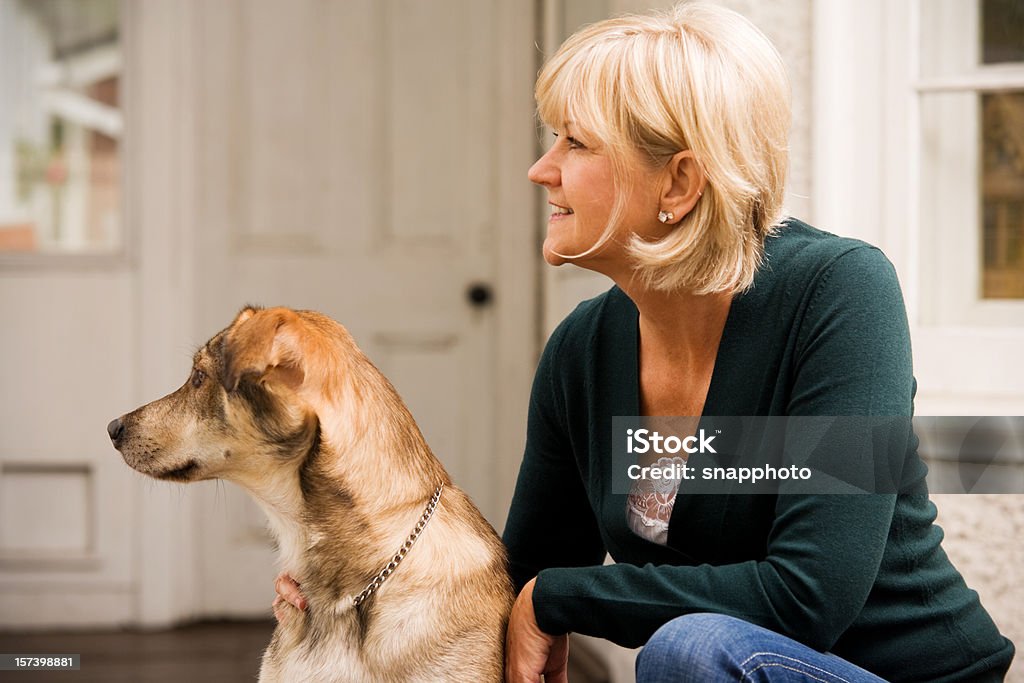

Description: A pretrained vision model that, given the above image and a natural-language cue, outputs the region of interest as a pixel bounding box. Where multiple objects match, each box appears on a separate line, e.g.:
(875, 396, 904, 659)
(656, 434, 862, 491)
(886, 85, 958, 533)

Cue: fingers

(543, 634, 570, 683)
(271, 595, 286, 623)
(505, 578, 563, 683)
(274, 571, 307, 611)
(545, 671, 570, 683)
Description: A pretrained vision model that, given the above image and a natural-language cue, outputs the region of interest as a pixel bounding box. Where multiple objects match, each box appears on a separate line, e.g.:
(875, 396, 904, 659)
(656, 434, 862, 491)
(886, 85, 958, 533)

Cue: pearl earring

(658, 210, 674, 224)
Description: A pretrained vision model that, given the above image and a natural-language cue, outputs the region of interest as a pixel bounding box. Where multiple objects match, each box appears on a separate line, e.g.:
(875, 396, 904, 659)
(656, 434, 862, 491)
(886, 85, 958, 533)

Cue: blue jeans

(635, 613, 888, 682)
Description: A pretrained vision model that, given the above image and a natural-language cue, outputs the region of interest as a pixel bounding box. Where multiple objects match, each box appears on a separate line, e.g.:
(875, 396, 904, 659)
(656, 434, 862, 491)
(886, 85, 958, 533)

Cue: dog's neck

(235, 359, 449, 590)
(233, 459, 313, 577)
(309, 366, 449, 507)
(232, 436, 438, 591)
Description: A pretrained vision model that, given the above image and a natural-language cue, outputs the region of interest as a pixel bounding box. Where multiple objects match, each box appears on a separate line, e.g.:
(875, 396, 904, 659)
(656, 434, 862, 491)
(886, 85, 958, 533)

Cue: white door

(188, 0, 538, 617)
(0, 0, 537, 628)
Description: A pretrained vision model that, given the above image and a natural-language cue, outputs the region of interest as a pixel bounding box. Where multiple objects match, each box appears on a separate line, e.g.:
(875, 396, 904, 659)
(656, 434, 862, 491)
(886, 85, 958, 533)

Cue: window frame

(0, 0, 132, 271)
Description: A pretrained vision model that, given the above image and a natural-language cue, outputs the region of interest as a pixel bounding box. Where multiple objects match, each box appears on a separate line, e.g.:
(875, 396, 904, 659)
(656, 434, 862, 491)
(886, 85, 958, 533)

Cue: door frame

(127, 0, 200, 626)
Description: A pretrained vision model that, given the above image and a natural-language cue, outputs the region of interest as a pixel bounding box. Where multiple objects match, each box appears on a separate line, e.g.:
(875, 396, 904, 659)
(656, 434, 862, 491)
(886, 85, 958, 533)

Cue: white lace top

(625, 455, 687, 545)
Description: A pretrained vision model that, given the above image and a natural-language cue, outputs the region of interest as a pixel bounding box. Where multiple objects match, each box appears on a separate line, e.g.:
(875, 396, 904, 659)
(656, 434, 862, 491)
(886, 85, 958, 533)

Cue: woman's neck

(619, 278, 733, 366)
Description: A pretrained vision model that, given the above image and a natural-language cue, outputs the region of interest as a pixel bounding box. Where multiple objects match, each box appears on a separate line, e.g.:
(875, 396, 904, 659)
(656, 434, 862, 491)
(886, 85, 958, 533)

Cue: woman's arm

(505, 578, 569, 683)
(502, 311, 608, 592)
(502, 311, 607, 682)
(532, 492, 896, 651)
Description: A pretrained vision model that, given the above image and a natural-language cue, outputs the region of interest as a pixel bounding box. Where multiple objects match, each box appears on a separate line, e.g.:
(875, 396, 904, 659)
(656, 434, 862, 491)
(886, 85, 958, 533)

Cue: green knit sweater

(503, 219, 1014, 682)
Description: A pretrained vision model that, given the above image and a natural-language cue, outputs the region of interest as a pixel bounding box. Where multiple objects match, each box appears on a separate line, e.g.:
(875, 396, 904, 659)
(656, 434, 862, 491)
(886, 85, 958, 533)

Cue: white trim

(811, 0, 886, 246)
(126, 0, 201, 627)
(43, 89, 123, 138)
(905, 0, 921, 327)
(915, 67, 1024, 93)
(492, 0, 541, 532)
(35, 43, 121, 90)
(0, 252, 131, 269)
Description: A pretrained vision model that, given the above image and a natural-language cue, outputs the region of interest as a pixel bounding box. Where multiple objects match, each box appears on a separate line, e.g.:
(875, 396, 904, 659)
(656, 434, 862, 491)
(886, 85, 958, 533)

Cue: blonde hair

(536, 2, 791, 293)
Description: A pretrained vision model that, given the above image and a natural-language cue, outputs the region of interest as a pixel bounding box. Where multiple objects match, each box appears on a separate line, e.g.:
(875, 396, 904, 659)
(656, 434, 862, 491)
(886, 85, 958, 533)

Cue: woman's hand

(505, 578, 569, 683)
(272, 571, 307, 622)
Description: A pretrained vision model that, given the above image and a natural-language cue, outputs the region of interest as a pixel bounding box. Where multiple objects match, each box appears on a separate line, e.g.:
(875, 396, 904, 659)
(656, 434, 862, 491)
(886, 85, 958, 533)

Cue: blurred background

(0, 0, 1021, 681)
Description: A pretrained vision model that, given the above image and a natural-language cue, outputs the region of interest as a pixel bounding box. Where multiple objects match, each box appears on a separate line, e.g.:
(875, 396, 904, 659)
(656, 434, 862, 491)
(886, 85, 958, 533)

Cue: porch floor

(0, 620, 606, 682)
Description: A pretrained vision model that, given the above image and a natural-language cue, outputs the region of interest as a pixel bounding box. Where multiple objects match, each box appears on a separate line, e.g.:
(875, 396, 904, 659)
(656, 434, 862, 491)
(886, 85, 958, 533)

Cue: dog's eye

(190, 368, 206, 388)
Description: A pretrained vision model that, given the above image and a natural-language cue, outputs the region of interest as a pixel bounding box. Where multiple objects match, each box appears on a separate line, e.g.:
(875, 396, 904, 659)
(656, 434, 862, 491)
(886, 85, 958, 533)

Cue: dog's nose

(107, 418, 125, 446)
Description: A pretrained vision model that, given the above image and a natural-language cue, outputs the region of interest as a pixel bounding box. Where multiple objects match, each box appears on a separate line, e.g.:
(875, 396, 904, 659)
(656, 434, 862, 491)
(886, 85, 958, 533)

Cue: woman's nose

(528, 148, 559, 187)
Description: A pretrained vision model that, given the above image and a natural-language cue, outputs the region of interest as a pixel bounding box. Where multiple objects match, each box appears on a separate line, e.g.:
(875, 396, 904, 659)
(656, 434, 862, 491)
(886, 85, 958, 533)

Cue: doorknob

(466, 282, 494, 308)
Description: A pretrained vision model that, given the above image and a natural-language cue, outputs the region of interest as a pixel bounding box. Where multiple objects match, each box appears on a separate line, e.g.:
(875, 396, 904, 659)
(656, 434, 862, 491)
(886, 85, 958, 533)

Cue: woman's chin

(543, 252, 569, 267)
(542, 240, 570, 266)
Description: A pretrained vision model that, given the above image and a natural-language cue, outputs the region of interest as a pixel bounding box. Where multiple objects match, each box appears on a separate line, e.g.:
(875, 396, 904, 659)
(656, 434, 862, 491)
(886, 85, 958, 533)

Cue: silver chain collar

(352, 484, 444, 608)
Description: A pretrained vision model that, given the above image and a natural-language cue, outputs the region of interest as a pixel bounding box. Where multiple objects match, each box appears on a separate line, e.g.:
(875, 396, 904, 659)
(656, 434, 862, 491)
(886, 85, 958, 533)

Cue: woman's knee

(635, 614, 885, 683)
(636, 613, 748, 682)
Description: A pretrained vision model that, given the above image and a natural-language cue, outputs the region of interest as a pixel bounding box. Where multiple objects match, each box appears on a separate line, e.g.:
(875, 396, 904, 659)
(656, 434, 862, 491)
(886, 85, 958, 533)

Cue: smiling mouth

(550, 205, 574, 217)
(157, 460, 200, 481)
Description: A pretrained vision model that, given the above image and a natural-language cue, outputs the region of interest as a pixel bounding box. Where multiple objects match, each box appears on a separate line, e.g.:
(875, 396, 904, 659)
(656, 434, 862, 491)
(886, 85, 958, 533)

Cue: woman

(501, 3, 1013, 683)
(277, 3, 1014, 681)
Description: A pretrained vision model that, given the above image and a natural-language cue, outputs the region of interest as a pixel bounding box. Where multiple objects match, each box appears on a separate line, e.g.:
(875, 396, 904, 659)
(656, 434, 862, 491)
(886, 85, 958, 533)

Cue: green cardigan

(503, 220, 1014, 682)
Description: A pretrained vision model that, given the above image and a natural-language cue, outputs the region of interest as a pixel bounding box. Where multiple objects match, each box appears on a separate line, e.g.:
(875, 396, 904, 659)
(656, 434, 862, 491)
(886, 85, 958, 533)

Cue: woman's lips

(549, 204, 574, 220)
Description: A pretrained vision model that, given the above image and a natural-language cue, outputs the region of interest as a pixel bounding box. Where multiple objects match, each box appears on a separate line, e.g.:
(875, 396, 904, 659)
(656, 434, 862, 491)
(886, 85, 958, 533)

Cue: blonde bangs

(536, 28, 618, 146)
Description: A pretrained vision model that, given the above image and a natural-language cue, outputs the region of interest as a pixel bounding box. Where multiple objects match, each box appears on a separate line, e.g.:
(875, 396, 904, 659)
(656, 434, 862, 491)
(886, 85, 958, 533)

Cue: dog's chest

(260, 615, 369, 683)
(264, 646, 367, 683)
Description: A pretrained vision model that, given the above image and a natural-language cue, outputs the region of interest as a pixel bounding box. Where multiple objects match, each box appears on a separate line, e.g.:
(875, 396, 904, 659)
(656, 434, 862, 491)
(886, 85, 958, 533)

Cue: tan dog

(108, 306, 513, 682)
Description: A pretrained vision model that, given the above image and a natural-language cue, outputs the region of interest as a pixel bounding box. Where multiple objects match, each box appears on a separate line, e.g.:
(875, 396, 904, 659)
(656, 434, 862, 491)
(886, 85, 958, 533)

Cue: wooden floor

(0, 620, 272, 682)
(0, 620, 606, 682)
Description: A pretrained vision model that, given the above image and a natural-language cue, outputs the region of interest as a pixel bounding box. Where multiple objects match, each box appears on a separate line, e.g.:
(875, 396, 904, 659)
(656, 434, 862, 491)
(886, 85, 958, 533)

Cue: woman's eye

(552, 131, 585, 150)
(190, 369, 206, 388)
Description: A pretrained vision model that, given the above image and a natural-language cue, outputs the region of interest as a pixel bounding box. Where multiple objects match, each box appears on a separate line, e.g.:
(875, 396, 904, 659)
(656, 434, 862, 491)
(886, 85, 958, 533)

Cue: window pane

(919, 89, 1024, 326)
(981, 92, 1024, 298)
(0, 0, 122, 254)
(982, 0, 1024, 64)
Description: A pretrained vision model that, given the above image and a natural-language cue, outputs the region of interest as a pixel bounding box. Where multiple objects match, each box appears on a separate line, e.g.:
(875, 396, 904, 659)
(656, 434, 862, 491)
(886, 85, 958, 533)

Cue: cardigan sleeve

(502, 314, 607, 595)
(531, 246, 914, 651)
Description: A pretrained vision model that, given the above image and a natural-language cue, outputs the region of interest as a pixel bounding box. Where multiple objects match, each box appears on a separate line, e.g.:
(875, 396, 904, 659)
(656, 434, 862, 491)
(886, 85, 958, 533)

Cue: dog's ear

(222, 306, 306, 393)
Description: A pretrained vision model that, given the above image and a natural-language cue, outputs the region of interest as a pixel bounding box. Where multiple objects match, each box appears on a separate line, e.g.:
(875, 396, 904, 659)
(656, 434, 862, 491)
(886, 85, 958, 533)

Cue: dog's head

(107, 306, 333, 484)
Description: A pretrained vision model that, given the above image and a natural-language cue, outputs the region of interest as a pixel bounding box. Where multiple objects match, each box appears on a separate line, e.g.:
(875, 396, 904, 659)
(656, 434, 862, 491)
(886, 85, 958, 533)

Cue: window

(814, 0, 1024, 409)
(918, 0, 1024, 324)
(0, 0, 122, 255)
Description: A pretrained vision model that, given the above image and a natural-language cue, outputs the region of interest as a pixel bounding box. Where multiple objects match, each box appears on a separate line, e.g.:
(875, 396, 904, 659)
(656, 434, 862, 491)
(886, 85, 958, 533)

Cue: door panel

(192, 0, 532, 616)
(0, 273, 135, 627)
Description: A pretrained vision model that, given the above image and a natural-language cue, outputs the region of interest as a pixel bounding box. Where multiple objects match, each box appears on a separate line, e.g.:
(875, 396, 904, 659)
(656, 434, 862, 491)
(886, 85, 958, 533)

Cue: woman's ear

(658, 151, 706, 224)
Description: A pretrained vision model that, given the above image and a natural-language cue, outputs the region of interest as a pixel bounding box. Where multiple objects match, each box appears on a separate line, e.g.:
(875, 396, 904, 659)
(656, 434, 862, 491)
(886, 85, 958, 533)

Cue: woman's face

(527, 125, 663, 273)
